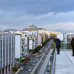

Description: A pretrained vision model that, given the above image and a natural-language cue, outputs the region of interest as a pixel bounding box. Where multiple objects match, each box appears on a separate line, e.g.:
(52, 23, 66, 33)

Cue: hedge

(12, 66, 18, 72)
(33, 38, 52, 53)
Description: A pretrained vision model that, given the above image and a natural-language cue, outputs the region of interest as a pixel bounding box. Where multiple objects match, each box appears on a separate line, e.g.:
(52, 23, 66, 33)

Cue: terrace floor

(55, 50, 74, 74)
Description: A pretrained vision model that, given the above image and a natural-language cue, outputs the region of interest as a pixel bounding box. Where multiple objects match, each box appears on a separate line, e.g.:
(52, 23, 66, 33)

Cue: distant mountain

(23, 24, 38, 31)
(23, 24, 47, 31)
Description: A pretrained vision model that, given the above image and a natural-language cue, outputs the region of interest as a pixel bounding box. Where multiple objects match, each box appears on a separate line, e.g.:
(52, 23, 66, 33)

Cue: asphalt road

(18, 40, 53, 74)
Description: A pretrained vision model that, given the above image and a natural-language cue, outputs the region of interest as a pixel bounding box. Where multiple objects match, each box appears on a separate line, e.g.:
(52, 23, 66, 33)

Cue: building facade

(23, 24, 38, 50)
(15, 34, 22, 58)
(0, 32, 15, 74)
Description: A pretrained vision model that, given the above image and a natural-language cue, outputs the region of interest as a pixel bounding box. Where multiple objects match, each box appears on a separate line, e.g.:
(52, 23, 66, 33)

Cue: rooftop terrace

(55, 50, 74, 74)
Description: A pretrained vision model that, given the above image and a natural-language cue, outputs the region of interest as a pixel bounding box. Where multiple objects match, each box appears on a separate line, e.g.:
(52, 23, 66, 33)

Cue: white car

(28, 69, 31, 72)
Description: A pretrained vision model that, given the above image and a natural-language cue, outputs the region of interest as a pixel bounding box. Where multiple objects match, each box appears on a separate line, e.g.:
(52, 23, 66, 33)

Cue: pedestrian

(54, 36, 61, 54)
(71, 37, 74, 56)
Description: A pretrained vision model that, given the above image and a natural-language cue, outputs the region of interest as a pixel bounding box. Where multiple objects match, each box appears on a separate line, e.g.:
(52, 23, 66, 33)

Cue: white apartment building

(15, 34, 22, 58)
(23, 24, 38, 50)
(0, 32, 15, 74)
(22, 33, 29, 56)
(8, 31, 29, 57)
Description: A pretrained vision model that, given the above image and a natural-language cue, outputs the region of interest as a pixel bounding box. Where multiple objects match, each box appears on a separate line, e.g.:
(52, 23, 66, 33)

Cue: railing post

(53, 47, 56, 74)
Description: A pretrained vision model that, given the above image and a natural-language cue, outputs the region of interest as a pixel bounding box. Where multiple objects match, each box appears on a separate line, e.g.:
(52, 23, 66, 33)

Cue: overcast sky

(0, 0, 74, 33)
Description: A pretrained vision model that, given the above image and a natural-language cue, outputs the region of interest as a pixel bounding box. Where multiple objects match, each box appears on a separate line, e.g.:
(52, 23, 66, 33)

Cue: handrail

(31, 53, 45, 74)
(31, 41, 52, 74)
(38, 46, 56, 74)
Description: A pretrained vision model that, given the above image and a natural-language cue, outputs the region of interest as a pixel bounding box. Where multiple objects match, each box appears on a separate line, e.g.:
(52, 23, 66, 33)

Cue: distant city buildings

(1, 24, 74, 74)
(23, 24, 38, 50)
(4, 24, 60, 57)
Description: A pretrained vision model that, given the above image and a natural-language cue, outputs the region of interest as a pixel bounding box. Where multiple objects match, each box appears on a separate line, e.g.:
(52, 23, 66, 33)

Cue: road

(18, 40, 53, 74)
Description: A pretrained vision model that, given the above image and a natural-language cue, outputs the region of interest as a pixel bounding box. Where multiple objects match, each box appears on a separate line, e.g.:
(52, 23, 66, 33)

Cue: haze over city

(0, 0, 74, 33)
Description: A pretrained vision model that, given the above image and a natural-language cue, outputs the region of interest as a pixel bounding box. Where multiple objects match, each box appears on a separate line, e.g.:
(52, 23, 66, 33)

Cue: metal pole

(11, 33, 12, 67)
(2, 28, 3, 71)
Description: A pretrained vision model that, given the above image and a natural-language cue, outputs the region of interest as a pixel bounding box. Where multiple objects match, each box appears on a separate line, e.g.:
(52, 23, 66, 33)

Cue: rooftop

(55, 50, 74, 74)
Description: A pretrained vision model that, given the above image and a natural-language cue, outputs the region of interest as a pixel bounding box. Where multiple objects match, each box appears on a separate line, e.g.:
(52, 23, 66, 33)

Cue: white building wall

(29, 40, 33, 50)
(15, 34, 22, 58)
(24, 30, 38, 50)
(38, 34, 42, 45)
(0, 32, 15, 74)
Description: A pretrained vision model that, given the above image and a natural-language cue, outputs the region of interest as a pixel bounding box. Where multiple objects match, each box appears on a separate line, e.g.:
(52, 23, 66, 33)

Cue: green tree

(12, 66, 18, 72)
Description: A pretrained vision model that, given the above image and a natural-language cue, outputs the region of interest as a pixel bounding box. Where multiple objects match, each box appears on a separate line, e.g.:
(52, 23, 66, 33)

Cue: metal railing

(38, 46, 56, 74)
(44, 46, 56, 74)
(61, 42, 72, 49)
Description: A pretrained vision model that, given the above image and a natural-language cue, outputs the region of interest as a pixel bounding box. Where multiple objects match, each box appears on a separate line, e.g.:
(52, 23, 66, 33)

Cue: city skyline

(0, 0, 74, 33)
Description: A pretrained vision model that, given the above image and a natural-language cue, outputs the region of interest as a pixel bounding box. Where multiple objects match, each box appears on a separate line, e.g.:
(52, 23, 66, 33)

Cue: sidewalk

(55, 50, 74, 74)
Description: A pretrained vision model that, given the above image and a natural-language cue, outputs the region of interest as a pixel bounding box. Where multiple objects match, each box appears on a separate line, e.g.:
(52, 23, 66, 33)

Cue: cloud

(0, 0, 74, 33)
(40, 22, 74, 33)
(0, 0, 74, 15)
(0, 11, 74, 33)
(0, 24, 25, 30)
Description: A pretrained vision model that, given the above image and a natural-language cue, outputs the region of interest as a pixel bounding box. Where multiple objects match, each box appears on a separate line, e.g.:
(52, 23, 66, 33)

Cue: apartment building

(15, 34, 22, 59)
(8, 30, 29, 57)
(38, 28, 48, 42)
(23, 24, 38, 50)
(24, 34, 29, 56)
(38, 33, 42, 45)
(22, 32, 29, 56)
(0, 32, 15, 74)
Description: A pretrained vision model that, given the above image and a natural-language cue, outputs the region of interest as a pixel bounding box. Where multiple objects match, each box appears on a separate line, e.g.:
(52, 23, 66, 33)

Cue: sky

(0, 0, 74, 33)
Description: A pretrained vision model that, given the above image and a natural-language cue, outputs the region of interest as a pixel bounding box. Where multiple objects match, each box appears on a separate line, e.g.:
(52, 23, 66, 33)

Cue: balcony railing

(61, 42, 72, 49)
(31, 46, 56, 74)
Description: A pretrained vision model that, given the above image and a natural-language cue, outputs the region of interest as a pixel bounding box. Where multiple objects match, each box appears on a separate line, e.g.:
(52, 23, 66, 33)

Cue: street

(18, 40, 53, 74)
